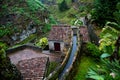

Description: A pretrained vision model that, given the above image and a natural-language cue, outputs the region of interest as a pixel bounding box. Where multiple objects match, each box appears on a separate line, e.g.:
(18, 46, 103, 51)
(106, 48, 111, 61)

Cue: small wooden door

(54, 43, 61, 51)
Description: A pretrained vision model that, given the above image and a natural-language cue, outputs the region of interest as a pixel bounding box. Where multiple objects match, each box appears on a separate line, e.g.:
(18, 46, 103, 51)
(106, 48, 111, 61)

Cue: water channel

(58, 35, 77, 80)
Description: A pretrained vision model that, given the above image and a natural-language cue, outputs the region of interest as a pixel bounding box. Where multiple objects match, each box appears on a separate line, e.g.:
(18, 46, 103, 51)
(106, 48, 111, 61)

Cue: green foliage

(0, 42, 8, 50)
(74, 56, 96, 80)
(86, 68, 104, 80)
(91, 0, 120, 26)
(59, 0, 69, 11)
(86, 59, 120, 80)
(86, 42, 102, 57)
(0, 4, 8, 17)
(15, 34, 36, 45)
(49, 15, 57, 24)
(106, 22, 120, 30)
(11, 7, 24, 14)
(47, 62, 58, 76)
(42, 23, 51, 33)
(100, 53, 110, 59)
(0, 45, 22, 80)
(26, 0, 46, 12)
(35, 37, 48, 49)
(113, 2, 120, 25)
(99, 26, 120, 54)
(0, 49, 6, 60)
(72, 19, 83, 26)
(79, 6, 86, 12)
(0, 28, 10, 38)
(0, 23, 13, 37)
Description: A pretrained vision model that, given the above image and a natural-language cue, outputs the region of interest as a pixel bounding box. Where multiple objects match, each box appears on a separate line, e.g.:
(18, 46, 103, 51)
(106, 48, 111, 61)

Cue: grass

(49, 6, 79, 25)
(15, 34, 37, 45)
(48, 0, 94, 25)
(73, 55, 96, 80)
(47, 62, 59, 76)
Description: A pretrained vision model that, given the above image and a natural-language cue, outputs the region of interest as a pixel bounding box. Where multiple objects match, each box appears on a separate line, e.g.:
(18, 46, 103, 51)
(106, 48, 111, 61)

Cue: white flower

(110, 72, 116, 78)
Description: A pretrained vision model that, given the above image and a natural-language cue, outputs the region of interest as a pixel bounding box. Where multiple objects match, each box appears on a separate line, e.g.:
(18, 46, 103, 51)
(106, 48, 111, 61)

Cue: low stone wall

(44, 34, 73, 80)
(66, 35, 83, 80)
(6, 44, 42, 54)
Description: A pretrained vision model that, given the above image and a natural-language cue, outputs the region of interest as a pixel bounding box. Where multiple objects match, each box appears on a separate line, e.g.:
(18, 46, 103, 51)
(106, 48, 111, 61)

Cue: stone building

(48, 25, 72, 52)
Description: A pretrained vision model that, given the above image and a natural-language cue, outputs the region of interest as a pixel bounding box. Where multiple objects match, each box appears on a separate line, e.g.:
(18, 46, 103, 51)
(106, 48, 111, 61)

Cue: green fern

(99, 26, 120, 53)
(86, 68, 104, 80)
(26, 0, 46, 11)
(86, 59, 120, 80)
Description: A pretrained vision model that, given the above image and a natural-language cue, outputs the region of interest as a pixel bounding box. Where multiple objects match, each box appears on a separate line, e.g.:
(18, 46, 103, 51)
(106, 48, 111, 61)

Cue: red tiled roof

(79, 26, 90, 42)
(17, 57, 49, 80)
(48, 25, 72, 41)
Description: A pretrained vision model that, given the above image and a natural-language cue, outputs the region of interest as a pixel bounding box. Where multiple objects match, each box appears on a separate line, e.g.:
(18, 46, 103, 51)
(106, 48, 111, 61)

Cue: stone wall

(6, 44, 42, 54)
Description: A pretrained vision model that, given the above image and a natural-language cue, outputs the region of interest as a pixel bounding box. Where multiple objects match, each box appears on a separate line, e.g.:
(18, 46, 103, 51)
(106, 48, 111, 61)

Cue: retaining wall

(6, 44, 42, 54)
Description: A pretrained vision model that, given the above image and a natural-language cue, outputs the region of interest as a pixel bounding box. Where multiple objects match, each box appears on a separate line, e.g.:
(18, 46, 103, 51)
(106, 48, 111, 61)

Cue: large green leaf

(100, 53, 110, 59)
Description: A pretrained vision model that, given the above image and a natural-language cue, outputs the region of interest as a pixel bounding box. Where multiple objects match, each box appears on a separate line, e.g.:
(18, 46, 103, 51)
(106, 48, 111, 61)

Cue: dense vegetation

(0, 43, 22, 80)
(0, 0, 120, 80)
(91, 0, 120, 26)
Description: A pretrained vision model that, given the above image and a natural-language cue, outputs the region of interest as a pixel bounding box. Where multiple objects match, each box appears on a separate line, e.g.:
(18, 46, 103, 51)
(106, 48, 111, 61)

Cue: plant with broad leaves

(35, 37, 48, 49)
(86, 59, 120, 80)
(99, 25, 120, 54)
(86, 42, 102, 58)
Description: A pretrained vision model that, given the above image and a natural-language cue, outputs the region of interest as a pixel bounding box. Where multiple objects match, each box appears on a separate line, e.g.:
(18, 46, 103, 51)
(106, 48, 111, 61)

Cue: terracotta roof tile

(17, 57, 49, 80)
(79, 26, 90, 42)
(48, 25, 72, 41)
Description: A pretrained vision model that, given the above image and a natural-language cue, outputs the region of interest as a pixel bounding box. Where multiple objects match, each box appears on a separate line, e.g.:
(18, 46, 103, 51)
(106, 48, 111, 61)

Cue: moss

(0, 42, 8, 50)
(73, 55, 96, 80)
(15, 34, 36, 45)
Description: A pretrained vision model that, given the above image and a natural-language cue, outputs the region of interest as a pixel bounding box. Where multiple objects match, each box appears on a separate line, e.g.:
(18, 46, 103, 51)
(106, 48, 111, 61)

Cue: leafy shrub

(42, 23, 51, 33)
(86, 59, 120, 80)
(91, 0, 119, 26)
(72, 19, 83, 26)
(26, 0, 46, 12)
(58, 0, 69, 11)
(0, 45, 22, 80)
(49, 15, 57, 24)
(0, 42, 8, 50)
(35, 37, 48, 49)
(0, 29, 10, 38)
(86, 42, 101, 57)
(99, 26, 120, 54)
